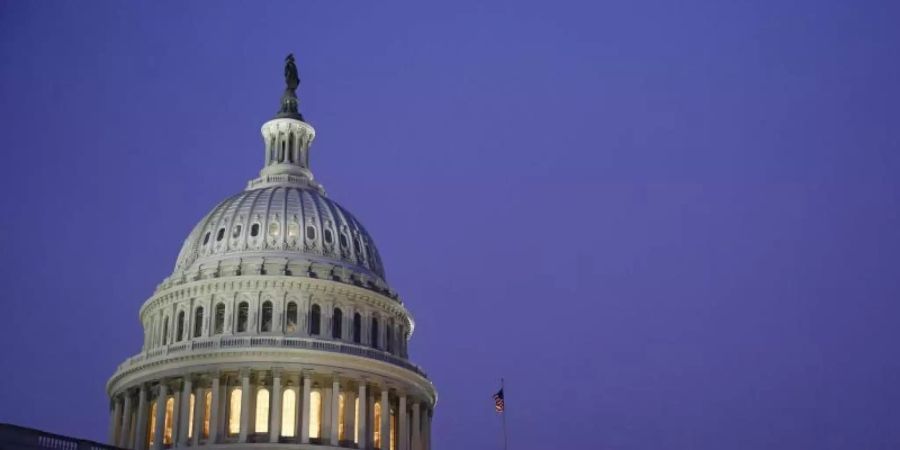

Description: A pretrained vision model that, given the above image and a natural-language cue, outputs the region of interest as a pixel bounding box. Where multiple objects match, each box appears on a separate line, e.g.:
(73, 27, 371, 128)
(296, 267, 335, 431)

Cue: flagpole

(500, 378, 508, 450)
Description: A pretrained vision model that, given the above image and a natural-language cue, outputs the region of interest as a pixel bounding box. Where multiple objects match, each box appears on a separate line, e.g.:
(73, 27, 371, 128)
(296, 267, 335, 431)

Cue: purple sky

(2, 1, 900, 449)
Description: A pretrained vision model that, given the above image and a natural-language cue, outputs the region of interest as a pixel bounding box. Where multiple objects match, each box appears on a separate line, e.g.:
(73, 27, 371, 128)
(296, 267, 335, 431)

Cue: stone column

(330, 377, 340, 445)
(134, 385, 149, 450)
(209, 375, 221, 443)
(270, 369, 283, 443)
(425, 408, 432, 450)
(411, 402, 420, 450)
(191, 386, 203, 446)
(300, 374, 311, 443)
(343, 388, 356, 444)
(170, 382, 182, 446)
(109, 396, 123, 445)
(120, 392, 133, 448)
(357, 382, 367, 449)
(152, 383, 167, 450)
(322, 383, 333, 440)
(178, 376, 192, 446)
(238, 370, 251, 442)
(380, 389, 389, 450)
(398, 394, 408, 450)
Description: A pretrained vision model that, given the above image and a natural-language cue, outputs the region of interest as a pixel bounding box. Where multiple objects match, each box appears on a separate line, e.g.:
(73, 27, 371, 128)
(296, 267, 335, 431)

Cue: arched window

(324, 229, 334, 245)
(260, 301, 273, 332)
(386, 323, 393, 353)
(176, 311, 185, 342)
(288, 222, 300, 240)
(162, 317, 169, 345)
(193, 307, 204, 338)
(164, 396, 175, 445)
(305, 225, 316, 240)
(228, 388, 242, 435)
(309, 304, 321, 335)
(232, 224, 242, 238)
(309, 388, 323, 439)
(354, 396, 360, 444)
(353, 313, 362, 344)
(338, 392, 347, 441)
(214, 303, 225, 335)
(281, 388, 297, 437)
(286, 302, 298, 334)
(288, 133, 295, 163)
(147, 401, 157, 447)
(216, 228, 225, 242)
(203, 231, 210, 245)
(250, 223, 260, 237)
(268, 221, 280, 238)
(203, 391, 212, 438)
(237, 302, 249, 333)
(370, 318, 379, 349)
(373, 400, 382, 448)
(255, 388, 270, 433)
(390, 404, 397, 450)
(332, 308, 343, 339)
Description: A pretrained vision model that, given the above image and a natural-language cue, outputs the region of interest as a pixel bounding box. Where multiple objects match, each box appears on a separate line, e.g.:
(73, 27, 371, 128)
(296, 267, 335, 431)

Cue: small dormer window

(305, 225, 316, 240)
(339, 233, 348, 248)
(324, 229, 334, 245)
(268, 221, 280, 238)
(216, 228, 225, 241)
(232, 224, 242, 238)
(287, 222, 300, 239)
(203, 232, 210, 245)
(250, 223, 260, 237)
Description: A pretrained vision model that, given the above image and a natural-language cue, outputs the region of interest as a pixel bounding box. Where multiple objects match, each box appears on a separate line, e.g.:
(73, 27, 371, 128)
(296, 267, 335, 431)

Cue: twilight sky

(1, 1, 900, 449)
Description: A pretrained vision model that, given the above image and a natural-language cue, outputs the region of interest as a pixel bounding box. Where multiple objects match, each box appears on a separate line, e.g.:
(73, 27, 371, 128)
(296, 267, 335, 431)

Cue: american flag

(493, 388, 505, 413)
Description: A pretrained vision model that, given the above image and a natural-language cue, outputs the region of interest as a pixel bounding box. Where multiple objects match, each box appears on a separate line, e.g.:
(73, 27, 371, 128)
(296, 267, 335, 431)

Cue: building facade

(106, 55, 436, 450)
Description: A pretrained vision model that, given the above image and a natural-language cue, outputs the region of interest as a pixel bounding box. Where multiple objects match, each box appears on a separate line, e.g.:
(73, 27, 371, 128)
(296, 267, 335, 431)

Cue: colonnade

(109, 369, 432, 450)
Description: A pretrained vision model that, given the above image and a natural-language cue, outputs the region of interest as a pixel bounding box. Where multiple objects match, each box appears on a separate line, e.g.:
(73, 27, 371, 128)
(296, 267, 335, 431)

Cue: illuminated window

(256, 388, 270, 433)
(147, 401, 157, 447)
(194, 307, 203, 338)
(261, 301, 273, 332)
(309, 389, 323, 439)
(188, 393, 195, 439)
(281, 388, 297, 437)
(390, 406, 397, 450)
(373, 400, 381, 448)
(332, 308, 343, 339)
(354, 396, 360, 444)
(232, 224, 242, 238)
(268, 221, 280, 238)
(228, 388, 242, 435)
(176, 311, 185, 342)
(288, 222, 300, 239)
(164, 396, 175, 445)
(214, 303, 225, 335)
(371, 318, 379, 349)
(353, 313, 361, 343)
(237, 302, 249, 332)
(338, 392, 346, 441)
(309, 304, 321, 335)
(286, 302, 298, 333)
(203, 391, 212, 438)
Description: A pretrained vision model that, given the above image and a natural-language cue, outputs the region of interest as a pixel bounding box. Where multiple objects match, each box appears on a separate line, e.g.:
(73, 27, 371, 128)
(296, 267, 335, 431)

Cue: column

(109, 396, 123, 445)
(270, 369, 283, 443)
(398, 395, 408, 450)
(380, 389, 389, 450)
(425, 408, 431, 450)
(411, 402, 420, 450)
(357, 383, 367, 449)
(209, 375, 221, 444)
(323, 383, 333, 440)
(134, 385, 149, 450)
(343, 388, 356, 444)
(300, 374, 311, 443)
(152, 383, 167, 450)
(191, 385, 203, 446)
(330, 378, 340, 445)
(171, 382, 182, 447)
(238, 370, 251, 443)
(120, 392, 133, 448)
(178, 376, 192, 446)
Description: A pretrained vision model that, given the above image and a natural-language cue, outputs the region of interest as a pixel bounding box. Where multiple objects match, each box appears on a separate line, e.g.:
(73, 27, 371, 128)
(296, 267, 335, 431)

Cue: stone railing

(0, 423, 121, 450)
(120, 336, 428, 379)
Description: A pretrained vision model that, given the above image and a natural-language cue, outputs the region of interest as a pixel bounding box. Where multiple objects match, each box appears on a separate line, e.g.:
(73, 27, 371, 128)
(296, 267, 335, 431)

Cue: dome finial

(276, 53, 304, 120)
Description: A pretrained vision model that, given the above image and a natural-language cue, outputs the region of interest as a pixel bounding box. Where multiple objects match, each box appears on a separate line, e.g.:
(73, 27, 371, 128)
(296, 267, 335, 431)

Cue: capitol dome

(106, 54, 435, 450)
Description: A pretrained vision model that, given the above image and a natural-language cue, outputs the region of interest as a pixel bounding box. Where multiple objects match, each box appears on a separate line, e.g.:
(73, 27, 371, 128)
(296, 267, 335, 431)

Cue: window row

(150, 302, 409, 357)
(200, 222, 373, 257)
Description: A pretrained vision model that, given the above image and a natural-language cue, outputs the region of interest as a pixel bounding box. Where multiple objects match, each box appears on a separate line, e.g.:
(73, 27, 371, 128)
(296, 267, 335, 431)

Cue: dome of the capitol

(106, 54, 435, 450)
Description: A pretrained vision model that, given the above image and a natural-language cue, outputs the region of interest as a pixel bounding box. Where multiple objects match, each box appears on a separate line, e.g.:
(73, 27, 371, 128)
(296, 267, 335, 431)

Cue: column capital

(272, 367, 284, 378)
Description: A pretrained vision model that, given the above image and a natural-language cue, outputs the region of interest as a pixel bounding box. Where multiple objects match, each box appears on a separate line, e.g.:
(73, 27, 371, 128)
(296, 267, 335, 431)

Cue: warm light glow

(373, 400, 381, 448)
(390, 407, 396, 450)
(309, 389, 323, 439)
(282, 388, 297, 437)
(288, 222, 300, 239)
(338, 392, 346, 441)
(147, 402, 157, 447)
(203, 391, 212, 438)
(269, 221, 280, 238)
(256, 388, 270, 433)
(229, 388, 242, 435)
(188, 393, 195, 439)
(164, 396, 175, 445)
